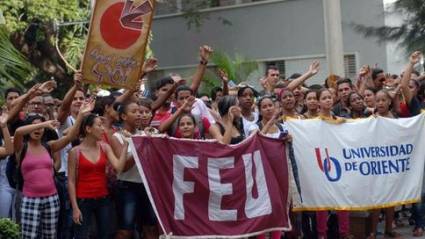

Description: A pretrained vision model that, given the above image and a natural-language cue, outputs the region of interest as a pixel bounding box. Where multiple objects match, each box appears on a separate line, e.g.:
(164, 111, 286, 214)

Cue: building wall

(150, 0, 387, 88)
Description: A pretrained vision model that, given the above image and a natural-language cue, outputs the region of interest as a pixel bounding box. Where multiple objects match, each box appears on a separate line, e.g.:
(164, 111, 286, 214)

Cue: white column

(323, 0, 345, 77)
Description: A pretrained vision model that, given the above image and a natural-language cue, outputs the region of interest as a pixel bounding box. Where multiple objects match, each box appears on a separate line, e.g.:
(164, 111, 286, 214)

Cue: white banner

(286, 114, 425, 211)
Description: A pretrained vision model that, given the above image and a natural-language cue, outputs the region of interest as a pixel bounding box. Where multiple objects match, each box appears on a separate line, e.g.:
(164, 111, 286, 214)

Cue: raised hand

(308, 61, 320, 76)
(73, 71, 83, 88)
(171, 74, 186, 85)
(45, 120, 60, 130)
(409, 51, 422, 66)
(79, 99, 95, 116)
(200, 45, 213, 62)
(217, 69, 229, 83)
(359, 65, 371, 78)
(182, 96, 196, 110)
(40, 80, 57, 94)
(143, 58, 158, 74)
(28, 83, 43, 98)
(227, 106, 241, 124)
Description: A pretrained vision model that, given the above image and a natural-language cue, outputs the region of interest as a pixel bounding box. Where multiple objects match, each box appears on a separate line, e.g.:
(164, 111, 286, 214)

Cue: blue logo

(315, 148, 342, 182)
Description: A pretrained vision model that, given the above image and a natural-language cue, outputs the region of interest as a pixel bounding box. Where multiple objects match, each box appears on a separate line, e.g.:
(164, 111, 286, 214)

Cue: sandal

(413, 227, 424, 237)
(384, 230, 401, 238)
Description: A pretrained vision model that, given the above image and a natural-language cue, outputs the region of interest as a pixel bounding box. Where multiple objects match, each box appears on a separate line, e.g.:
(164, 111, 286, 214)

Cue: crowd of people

(0, 45, 425, 239)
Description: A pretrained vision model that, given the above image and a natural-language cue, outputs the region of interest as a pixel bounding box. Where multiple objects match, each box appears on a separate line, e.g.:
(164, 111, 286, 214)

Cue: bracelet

(200, 60, 208, 65)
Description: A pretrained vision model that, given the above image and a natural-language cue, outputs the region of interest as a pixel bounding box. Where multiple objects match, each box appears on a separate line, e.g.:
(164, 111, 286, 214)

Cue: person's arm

(218, 69, 229, 96)
(102, 142, 128, 173)
(0, 113, 13, 158)
(207, 123, 223, 140)
(7, 84, 42, 123)
(216, 106, 240, 144)
(151, 77, 185, 112)
(158, 96, 195, 133)
(57, 72, 82, 123)
(110, 132, 134, 172)
(190, 45, 213, 95)
(49, 100, 95, 153)
(357, 65, 371, 96)
(401, 51, 422, 104)
(286, 61, 320, 91)
(67, 148, 82, 225)
(14, 120, 58, 159)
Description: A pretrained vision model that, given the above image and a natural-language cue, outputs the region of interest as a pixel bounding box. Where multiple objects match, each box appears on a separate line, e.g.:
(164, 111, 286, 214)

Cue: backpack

(170, 115, 205, 139)
(6, 141, 53, 190)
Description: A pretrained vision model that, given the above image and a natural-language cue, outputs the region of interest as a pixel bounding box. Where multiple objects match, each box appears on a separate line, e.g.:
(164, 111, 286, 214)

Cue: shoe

(413, 227, 424, 237)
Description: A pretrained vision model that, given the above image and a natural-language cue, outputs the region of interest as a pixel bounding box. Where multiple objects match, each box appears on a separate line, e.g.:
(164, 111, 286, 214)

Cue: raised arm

(357, 65, 371, 96)
(49, 100, 95, 152)
(0, 113, 13, 158)
(401, 51, 422, 104)
(190, 45, 213, 95)
(218, 69, 229, 96)
(287, 61, 320, 91)
(158, 96, 195, 133)
(7, 84, 41, 123)
(103, 142, 128, 173)
(57, 72, 82, 123)
(14, 120, 58, 158)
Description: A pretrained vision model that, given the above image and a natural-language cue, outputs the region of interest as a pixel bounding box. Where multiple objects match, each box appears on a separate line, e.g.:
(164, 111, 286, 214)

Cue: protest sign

(286, 114, 425, 211)
(82, 0, 155, 89)
(130, 134, 291, 238)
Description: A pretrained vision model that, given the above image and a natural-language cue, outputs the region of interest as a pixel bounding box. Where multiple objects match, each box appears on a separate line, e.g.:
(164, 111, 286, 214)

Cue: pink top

(21, 148, 57, 197)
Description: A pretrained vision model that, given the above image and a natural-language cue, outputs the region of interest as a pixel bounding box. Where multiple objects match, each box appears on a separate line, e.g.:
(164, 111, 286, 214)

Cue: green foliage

(201, 51, 260, 95)
(0, 0, 89, 33)
(0, 25, 35, 96)
(0, 218, 20, 239)
(354, 0, 425, 55)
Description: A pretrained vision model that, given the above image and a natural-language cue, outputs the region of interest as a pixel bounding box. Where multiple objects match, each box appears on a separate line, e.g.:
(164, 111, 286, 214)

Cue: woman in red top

(68, 113, 128, 239)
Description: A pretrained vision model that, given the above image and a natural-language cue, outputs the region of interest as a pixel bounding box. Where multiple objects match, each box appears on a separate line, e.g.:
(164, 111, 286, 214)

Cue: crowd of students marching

(0, 46, 425, 239)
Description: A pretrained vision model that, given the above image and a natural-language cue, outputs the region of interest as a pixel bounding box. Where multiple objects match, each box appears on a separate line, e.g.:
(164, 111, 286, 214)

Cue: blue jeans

(116, 181, 156, 230)
(412, 193, 425, 229)
(56, 175, 73, 239)
(74, 196, 111, 239)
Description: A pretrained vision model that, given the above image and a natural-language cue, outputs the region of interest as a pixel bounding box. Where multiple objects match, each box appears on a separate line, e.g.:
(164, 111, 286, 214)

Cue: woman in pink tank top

(14, 102, 93, 239)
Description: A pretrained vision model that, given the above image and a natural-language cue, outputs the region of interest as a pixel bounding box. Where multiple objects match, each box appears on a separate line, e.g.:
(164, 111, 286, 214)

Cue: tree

(354, 0, 425, 55)
(0, 0, 90, 97)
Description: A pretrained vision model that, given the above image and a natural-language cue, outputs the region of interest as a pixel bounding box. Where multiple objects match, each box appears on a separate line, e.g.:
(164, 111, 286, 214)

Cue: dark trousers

(74, 196, 111, 239)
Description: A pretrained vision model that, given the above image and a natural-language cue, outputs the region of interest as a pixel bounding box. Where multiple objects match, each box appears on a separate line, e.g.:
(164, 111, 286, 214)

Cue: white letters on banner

(173, 155, 198, 220)
(208, 157, 237, 221)
(172, 151, 272, 221)
(243, 151, 272, 218)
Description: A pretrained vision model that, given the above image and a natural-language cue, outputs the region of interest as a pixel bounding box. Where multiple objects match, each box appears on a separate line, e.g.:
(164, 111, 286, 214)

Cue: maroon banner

(130, 133, 291, 238)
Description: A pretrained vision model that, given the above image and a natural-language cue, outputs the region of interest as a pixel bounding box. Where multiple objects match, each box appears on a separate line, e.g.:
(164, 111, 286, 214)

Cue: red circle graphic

(100, 2, 142, 49)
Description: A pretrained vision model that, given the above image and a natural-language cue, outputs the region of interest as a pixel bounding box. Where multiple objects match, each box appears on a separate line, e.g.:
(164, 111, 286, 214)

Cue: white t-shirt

(248, 122, 288, 138)
(113, 132, 142, 183)
(192, 98, 215, 124)
(242, 112, 259, 137)
(58, 115, 75, 175)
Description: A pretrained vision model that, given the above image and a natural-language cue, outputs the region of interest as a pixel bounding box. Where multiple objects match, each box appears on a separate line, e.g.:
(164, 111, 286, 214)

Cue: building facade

(150, 0, 388, 89)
